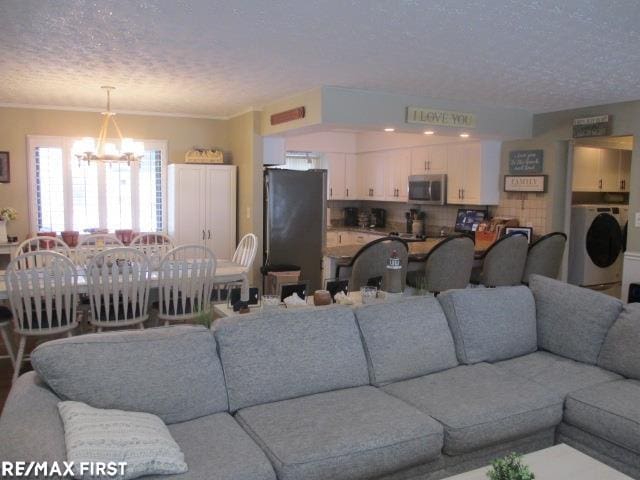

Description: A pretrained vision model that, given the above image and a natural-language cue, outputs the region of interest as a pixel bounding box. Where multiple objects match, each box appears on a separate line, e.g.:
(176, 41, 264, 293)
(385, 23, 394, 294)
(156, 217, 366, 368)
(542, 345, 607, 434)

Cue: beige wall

(229, 111, 263, 285)
(0, 106, 229, 239)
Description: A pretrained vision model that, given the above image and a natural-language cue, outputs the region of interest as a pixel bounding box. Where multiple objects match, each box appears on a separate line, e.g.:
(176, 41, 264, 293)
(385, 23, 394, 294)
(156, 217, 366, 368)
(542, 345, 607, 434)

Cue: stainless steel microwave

(408, 174, 447, 205)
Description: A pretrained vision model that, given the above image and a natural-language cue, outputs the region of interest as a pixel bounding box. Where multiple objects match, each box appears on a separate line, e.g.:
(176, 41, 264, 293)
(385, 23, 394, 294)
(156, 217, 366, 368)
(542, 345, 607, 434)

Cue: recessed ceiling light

(384, 127, 395, 132)
(424, 130, 435, 135)
(459, 133, 470, 138)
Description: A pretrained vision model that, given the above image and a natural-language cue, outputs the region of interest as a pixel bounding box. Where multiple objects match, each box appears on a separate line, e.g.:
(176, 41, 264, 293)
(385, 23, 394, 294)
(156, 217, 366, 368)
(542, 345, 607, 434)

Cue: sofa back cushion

(529, 275, 623, 364)
(598, 303, 640, 379)
(214, 307, 369, 411)
(438, 286, 537, 364)
(31, 326, 228, 424)
(355, 297, 458, 386)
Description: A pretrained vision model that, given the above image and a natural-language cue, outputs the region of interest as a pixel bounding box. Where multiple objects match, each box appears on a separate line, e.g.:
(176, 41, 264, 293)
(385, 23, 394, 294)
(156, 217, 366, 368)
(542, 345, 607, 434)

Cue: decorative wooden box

(184, 149, 224, 164)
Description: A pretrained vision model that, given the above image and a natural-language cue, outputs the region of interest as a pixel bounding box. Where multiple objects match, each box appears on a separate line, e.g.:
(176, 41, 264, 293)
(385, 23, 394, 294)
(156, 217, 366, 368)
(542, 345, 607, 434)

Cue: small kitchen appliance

(408, 174, 447, 205)
(344, 207, 359, 227)
(370, 208, 386, 228)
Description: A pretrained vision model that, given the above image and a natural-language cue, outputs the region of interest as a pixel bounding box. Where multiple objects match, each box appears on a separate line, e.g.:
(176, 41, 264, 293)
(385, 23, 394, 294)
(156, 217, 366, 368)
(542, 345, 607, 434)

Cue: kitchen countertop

(325, 237, 445, 262)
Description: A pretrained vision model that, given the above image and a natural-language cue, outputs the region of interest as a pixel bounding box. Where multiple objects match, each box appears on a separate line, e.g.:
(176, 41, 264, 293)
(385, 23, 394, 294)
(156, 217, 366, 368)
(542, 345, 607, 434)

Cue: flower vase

(0, 220, 7, 243)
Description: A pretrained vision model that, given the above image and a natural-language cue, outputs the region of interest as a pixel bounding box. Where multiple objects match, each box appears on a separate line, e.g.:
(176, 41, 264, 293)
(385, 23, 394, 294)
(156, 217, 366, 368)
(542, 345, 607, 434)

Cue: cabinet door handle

(330, 187, 333, 198)
(346, 188, 349, 197)
(339, 234, 342, 243)
(598, 179, 603, 190)
(202, 230, 205, 240)
(427, 160, 431, 171)
(424, 160, 427, 171)
(461, 188, 464, 200)
(208, 230, 211, 239)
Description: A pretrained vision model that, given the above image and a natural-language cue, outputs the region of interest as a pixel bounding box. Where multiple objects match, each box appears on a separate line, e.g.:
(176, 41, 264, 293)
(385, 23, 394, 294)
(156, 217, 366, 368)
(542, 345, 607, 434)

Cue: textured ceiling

(1, 0, 639, 117)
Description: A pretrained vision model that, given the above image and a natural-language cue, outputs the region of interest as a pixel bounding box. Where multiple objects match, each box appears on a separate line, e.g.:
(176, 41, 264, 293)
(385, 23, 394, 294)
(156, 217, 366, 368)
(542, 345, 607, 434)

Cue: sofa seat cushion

(235, 386, 443, 480)
(438, 286, 537, 364)
(564, 380, 640, 455)
(382, 363, 563, 455)
(145, 412, 276, 480)
(495, 351, 622, 397)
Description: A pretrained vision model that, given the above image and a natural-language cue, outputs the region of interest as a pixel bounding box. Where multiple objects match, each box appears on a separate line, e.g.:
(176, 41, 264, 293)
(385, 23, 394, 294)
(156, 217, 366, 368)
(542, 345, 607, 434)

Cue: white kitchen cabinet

(385, 149, 411, 202)
(344, 154, 358, 200)
(326, 153, 358, 200)
(619, 150, 631, 192)
(447, 141, 500, 205)
(573, 146, 632, 192)
(168, 164, 237, 259)
(358, 152, 386, 200)
(326, 230, 339, 247)
(326, 152, 347, 200)
(410, 145, 448, 174)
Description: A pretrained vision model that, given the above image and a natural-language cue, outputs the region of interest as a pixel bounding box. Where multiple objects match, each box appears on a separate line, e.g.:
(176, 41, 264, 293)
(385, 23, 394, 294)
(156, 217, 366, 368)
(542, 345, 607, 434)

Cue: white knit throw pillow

(58, 401, 188, 480)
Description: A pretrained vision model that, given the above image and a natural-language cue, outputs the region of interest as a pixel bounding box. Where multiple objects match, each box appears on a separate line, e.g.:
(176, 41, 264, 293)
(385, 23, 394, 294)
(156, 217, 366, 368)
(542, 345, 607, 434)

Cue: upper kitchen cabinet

(326, 152, 347, 200)
(447, 141, 501, 205)
(410, 145, 447, 174)
(325, 152, 358, 200)
(573, 146, 631, 192)
(358, 152, 386, 200)
(384, 149, 411, 201)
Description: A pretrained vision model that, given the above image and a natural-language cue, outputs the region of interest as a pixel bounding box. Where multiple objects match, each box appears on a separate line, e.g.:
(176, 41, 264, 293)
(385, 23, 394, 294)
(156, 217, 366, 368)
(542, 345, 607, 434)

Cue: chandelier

(72, 86, 144, 165)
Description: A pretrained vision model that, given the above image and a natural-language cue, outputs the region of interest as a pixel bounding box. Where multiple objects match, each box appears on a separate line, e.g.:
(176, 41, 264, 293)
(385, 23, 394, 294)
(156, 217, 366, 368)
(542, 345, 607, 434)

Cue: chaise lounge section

(1, 275, 639, 479)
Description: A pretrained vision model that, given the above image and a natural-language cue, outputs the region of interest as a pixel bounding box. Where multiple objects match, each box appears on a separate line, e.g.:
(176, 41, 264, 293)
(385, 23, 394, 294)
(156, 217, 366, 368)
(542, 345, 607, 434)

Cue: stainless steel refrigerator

(263, 168, 327, 293)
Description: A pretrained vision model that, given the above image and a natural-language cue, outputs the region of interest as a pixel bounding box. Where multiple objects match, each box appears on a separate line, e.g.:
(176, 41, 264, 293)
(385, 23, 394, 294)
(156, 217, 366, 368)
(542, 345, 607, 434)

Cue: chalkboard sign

(508, 150, 544, 174)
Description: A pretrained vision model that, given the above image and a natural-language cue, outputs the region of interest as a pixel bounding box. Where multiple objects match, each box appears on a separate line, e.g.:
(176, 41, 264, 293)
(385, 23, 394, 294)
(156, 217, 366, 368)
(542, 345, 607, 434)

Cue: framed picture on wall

(0, 152, 9, 183)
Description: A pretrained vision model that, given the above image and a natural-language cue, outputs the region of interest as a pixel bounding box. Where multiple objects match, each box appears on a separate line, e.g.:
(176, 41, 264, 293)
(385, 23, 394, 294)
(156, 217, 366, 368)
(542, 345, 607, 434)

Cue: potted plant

(487, 453, 535, 480)
(0, 207, 17, 243)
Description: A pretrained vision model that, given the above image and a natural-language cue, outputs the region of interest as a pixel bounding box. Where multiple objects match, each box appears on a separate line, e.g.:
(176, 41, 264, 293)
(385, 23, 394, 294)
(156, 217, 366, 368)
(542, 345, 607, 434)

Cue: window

(277, 151, 323, 171)
(28, 136, 167, 234)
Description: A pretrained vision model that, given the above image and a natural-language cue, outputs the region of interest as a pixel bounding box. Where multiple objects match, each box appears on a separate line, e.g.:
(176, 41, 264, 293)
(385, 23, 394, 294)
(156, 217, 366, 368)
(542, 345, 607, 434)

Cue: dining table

(0, 259, 250, 302)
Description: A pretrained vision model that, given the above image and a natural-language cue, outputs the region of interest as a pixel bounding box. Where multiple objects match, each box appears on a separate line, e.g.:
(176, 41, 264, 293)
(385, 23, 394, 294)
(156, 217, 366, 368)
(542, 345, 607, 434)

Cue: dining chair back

(157, 245, 216, 326)
(522, 232, 567, 284)
(408, 234, 475, 294)
(14, 236, 71, 269)
(232, 233, 258, 271)
(130, 233, 175, 269)
(477, 233, 529, 287)
(6, 251, 78, 381)
(75, 234, 124, 265)
(85, 247, 151, 331)
(343, 237, 409, 291)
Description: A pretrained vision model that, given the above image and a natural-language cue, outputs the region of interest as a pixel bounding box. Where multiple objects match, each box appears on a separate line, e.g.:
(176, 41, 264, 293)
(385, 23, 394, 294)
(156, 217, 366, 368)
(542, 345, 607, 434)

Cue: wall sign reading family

(504, 175, 547, 193)
(508, 150, 543, 174)
(406, 107, 476, 128)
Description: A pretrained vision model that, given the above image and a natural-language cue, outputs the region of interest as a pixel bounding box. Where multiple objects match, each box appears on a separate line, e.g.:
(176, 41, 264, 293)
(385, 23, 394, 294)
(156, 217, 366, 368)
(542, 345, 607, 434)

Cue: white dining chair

(232, 233, 258, 272)
(75, 233, 124, 266)
(130, 233, 174, 270)
(0, 307, 15, 368)
(157, 245, 216, 326)
(14, 236, 71, 269)
(6, 251, 79, 382)
(85, 247, 151, 332)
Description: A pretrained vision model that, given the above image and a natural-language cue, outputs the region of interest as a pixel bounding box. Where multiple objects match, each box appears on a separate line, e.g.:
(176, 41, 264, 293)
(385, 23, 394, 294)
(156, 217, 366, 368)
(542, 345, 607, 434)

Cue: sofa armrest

(0, 371, 66, 463)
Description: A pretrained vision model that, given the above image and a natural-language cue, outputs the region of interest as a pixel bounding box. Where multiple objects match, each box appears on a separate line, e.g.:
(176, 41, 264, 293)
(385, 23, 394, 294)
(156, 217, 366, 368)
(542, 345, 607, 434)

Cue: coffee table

(445, 444, 632, 479)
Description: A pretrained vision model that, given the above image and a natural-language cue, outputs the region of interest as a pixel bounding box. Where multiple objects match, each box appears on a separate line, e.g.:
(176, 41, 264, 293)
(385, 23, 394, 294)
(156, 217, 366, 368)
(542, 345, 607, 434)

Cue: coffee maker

(370, 208, 386, 228)
(344, 207, 359, 227)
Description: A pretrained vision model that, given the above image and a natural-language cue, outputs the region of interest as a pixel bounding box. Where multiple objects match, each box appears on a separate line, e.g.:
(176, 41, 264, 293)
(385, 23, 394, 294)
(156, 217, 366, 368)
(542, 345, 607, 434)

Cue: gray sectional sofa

(1, 274, 639, 480)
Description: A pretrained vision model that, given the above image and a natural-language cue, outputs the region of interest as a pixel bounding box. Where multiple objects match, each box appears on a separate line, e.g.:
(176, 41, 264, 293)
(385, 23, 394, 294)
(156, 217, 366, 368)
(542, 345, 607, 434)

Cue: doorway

(564, 135, 633, 299)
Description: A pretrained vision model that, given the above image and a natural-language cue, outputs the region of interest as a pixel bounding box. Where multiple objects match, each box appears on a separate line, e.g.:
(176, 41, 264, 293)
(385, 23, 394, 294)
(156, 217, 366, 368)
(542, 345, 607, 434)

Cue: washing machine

(568, 204, 628, 293)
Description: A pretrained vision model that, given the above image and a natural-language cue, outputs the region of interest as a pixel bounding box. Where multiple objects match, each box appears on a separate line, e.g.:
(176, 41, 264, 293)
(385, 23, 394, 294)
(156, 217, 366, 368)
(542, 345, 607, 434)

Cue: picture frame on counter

(504, 175, 547, 193)
(505, 227, 533, 243)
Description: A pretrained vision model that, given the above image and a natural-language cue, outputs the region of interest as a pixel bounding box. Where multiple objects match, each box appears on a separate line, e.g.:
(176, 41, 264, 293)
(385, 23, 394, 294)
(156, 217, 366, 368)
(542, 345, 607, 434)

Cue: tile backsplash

(329, 192, 548, 237)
